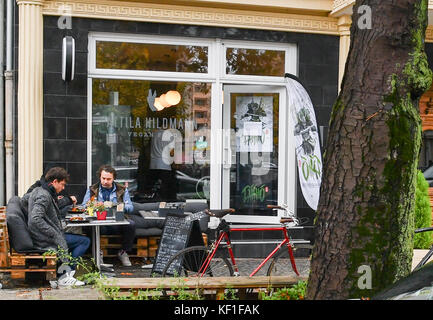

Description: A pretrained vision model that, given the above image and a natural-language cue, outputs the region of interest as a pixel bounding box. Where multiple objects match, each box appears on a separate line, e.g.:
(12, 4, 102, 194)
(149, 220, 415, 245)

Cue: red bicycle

(161, 205, 304, 277)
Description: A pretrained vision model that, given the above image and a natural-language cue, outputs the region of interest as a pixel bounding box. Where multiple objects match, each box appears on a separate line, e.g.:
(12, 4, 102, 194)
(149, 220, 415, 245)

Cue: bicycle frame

(197, 224, 300, 277)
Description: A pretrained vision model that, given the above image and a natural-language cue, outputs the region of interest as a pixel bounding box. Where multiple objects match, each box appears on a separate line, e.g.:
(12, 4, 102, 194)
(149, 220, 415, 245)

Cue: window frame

(88, 33, 217, 80)
(220, 39, 297, 82)
(87, 33, 298, 210)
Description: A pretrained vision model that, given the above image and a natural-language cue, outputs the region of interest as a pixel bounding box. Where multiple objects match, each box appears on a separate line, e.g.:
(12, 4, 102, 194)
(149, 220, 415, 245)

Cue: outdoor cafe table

(66, 218, 130, 270)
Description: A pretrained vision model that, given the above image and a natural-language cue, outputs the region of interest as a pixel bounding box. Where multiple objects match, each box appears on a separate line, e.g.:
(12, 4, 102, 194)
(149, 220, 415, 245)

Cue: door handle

(223, 132, 231, 169)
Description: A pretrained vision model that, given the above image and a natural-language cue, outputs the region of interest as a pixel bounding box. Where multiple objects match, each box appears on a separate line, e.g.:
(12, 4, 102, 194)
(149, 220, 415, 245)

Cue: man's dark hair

(45, 167, 69, 183)
(97, 165, 117, 179)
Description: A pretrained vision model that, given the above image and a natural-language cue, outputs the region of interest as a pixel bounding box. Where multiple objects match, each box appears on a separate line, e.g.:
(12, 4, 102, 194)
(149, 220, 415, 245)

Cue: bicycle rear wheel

(162, 246, 233, 277)
(267, 245, 299, 276)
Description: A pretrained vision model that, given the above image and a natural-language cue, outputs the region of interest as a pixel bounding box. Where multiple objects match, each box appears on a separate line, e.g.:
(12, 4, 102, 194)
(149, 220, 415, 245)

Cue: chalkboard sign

(152, 213, 204, 275)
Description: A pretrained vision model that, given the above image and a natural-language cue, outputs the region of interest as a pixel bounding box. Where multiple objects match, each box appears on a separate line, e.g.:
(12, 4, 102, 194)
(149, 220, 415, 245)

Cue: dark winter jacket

(27, 184, 68, 252)
(26, 176, 73, 210)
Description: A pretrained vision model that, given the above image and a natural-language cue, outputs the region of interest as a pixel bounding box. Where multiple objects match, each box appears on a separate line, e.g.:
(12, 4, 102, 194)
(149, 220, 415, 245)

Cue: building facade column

(16, 0, 44, 196)
(337, 15, 351, 91)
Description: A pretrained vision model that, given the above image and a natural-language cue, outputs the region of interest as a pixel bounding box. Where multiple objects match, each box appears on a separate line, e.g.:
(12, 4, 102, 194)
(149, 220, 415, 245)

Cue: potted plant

(86, 196, 106, 219)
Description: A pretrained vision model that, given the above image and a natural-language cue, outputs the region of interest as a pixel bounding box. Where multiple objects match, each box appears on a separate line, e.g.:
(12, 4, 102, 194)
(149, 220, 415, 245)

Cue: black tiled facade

(42, 16, 339, 249)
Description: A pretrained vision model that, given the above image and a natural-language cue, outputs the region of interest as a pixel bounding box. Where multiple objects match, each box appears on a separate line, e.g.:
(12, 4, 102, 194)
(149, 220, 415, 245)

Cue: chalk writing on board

(152, 214, 204, 275)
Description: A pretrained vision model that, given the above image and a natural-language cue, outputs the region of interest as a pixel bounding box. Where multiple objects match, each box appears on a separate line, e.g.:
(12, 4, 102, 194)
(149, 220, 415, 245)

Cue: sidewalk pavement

(0, 250, 431, 300)
(0, 257, 310, 300)
(412, 249, 432, 270)
(0, 287, 105, 300)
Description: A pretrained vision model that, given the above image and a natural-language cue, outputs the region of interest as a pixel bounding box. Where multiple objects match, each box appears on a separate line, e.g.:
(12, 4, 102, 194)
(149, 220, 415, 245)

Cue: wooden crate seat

(100, 235, 160, 258)
(0, 207, 57, 281)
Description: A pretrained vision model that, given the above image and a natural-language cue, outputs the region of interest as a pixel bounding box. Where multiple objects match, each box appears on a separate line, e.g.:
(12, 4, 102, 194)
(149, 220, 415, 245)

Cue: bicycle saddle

(204, 208, 235, 218)
(280, 217, 294, 223)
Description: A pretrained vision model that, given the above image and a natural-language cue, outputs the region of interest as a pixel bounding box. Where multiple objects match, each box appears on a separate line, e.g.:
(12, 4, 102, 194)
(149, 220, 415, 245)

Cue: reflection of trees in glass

(226, 48, 285, 76)
(93, 79, 149, 170)
(96, 41, 208, 73)
(92, 78, 212, 200)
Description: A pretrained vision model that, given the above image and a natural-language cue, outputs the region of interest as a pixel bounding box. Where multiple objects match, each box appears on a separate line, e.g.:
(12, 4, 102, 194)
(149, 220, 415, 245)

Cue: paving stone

(40, 287, 105, 300)
(0, 289, 41, 300)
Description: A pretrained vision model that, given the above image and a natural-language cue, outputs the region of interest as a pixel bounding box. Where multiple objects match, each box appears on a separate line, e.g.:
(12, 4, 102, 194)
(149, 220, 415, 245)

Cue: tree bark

(306, 0, 432, 299)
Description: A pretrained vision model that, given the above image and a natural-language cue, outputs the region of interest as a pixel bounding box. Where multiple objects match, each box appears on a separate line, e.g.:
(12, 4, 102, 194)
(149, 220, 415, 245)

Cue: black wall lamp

(62, 36, 75, 82)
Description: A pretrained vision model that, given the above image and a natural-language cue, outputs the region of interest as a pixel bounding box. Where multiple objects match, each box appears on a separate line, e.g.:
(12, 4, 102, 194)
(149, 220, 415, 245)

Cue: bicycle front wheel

(162, 246, 233, 277)
(267, 245, 299, 276)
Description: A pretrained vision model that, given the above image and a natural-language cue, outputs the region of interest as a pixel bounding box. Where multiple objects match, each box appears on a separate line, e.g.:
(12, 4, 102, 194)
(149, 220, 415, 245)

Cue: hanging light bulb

(165, 90, 181, 106)
(154, 98, 165, 111)
(159, 94, 171, 108)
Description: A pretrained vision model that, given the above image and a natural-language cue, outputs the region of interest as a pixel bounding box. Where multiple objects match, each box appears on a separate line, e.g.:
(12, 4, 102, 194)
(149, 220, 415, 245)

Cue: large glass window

(89, 35, 297, 213)
(226, 47, 285, 76)
(92, 79, 211, 202)
(96, 41, 208, 73)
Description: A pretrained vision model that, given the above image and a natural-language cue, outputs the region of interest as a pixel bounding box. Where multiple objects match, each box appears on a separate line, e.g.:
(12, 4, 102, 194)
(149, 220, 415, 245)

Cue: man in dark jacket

(26, 174, 77, 217)
(27, 167, 89, 286)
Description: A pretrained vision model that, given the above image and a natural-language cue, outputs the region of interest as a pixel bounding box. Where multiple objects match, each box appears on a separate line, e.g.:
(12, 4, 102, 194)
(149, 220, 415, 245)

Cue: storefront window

(96, 41, 208, 73)
(226, 47, 285, 76)
(92, 79, 211, 202)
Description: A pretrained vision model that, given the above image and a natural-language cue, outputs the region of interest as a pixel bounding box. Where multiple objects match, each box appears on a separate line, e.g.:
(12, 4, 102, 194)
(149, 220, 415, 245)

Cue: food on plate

(69, 207, 86, 214)
(69, 216, 85, 222)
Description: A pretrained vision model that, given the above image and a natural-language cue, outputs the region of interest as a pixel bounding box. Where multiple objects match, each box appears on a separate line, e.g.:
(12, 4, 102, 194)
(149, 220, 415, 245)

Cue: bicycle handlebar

(415, 226, 433, 233)
(267, 205, 283, 209)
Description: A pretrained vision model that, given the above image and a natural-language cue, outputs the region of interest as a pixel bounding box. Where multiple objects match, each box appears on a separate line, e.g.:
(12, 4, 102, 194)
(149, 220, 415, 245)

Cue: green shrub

(414, 170, 433, 249)
(259, 280, 307, 300)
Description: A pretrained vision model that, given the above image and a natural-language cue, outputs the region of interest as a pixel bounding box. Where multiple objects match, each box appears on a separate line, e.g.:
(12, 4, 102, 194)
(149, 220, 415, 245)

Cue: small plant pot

(96, 211, 107, 220)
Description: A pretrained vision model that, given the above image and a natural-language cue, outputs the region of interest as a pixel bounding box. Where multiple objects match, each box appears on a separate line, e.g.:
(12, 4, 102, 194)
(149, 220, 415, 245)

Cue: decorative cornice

(332, 0, 353, 10)
(177, 0, 334, 12)
(337, 14, 351, 35)
(16, 0, 43, 5)
(331, 0, 354, 16)
(41, 0, 339, 35)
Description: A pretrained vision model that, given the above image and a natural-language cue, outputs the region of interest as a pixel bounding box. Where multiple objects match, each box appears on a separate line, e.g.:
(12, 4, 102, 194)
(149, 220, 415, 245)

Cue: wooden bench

(0, 208, 57, 282)
(100, 275, 307, 300)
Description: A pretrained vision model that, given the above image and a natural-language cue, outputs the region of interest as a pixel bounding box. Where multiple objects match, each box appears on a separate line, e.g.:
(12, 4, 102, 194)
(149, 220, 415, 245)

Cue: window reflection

(229, 92, 279, 215)
(92, 79, 211, 202)
(226, 48, 285, 76)
(96, 41, 208, 73)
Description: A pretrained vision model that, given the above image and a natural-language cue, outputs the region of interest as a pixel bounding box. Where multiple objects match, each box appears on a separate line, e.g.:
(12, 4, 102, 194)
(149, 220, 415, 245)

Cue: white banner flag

(285, 75, 322, 210)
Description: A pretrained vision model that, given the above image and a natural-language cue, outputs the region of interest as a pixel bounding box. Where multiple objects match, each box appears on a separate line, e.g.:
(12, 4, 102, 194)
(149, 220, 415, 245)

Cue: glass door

(222, 85, 296, 223)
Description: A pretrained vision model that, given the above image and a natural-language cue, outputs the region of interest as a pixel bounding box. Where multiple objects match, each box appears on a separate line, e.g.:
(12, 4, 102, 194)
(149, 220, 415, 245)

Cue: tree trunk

(306, 0, 432, 300)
